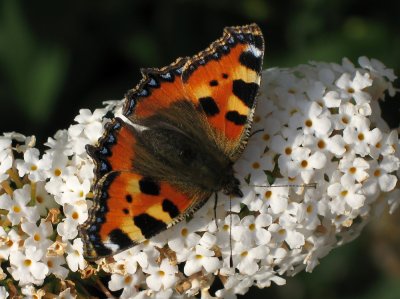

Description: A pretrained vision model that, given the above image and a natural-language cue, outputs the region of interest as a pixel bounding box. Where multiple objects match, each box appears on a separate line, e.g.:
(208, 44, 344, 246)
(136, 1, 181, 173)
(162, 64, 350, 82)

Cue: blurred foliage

(0, 0, 399, 298)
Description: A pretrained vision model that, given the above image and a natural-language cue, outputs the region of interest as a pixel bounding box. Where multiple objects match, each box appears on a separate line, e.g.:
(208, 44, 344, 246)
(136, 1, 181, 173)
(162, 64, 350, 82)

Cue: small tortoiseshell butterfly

(79, 24, 264, 259)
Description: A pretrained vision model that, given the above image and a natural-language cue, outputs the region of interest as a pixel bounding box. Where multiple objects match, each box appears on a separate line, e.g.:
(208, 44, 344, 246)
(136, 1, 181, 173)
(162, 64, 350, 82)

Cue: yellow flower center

(72, 212, 79, 220)
(124, 276, 132, 284)
(317, 140, 326, 149)
(349, 167, 357, 174)
(30, 165, 38, 171)
(252, 162, 260, 169)
(36, 196, 44, 203)
(374, 169, 381, 177)
(181, 228, 188, 237)
(301, 160, 308, 168)
(24, 259, 32, 267)
(34, 233, 41, 242)
(249, 224, 256, 231)
(340, 190, 348, 197)
(263, 133, 270, 141)
(54, 168, 62, 176)
(264, 190, 272, 199)
(305, 119, 313, 127)
(12, 206, 21, 213)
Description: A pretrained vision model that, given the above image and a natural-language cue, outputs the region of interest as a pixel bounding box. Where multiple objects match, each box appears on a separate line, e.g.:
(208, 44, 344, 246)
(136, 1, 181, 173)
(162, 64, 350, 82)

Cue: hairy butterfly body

(80, 24, 264, 259)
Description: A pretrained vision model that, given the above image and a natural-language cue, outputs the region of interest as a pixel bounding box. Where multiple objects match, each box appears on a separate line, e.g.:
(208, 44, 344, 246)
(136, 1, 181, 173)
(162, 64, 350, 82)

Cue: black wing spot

(226, 111, 248, 125)
(232, 79, 258, 108)
(125, 194, 133, 203)
(139, 177, 160, 195)
(239, 51, 262, 72)
(222, 73, 229, 79)
(109, 229, 134, 250)
(199, 97, 220, 117)
(123, 208, 129, 215)
(133, 214, 167, 239)
(209, 80, 219, 87)
(162, 199, 180, 218)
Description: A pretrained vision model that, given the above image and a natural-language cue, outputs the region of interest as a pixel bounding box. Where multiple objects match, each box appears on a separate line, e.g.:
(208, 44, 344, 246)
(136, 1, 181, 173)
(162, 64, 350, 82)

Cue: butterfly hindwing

(81, 170, 208, 258)
(86, 118, 136, 178)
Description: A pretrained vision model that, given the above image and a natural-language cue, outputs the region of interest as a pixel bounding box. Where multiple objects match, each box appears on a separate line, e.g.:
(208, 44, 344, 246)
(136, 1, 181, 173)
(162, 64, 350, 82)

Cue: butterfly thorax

(129, 100, 243, 198)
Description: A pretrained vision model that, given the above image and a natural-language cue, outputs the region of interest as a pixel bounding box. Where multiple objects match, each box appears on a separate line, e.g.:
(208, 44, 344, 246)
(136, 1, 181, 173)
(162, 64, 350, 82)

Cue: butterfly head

(221, 175, 243, 198)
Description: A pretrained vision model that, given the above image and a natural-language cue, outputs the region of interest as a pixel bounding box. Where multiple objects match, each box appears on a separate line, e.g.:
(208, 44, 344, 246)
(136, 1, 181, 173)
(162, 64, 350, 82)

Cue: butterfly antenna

(229, 197, 233, 268)
(214, 193, 218, 229)
(251, 183, 317, 189)
(249, 128, 264, 139)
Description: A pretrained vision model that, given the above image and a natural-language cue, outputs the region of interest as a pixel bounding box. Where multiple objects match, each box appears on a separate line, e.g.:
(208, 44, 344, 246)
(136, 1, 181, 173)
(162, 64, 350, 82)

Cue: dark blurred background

(0, 0, 399, 298)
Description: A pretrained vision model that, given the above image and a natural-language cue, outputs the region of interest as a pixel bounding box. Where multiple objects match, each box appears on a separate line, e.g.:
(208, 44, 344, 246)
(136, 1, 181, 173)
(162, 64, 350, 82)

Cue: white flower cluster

(0, 57, 398, 298)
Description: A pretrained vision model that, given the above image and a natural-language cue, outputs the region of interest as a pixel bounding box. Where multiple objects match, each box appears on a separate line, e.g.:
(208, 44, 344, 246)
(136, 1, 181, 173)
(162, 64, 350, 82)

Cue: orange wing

(182, 24, 264, 146)
(123, 24, 264, 151)
(123, 57, 189, 121)
(81, 171, 206, 259)
(81, 24, 264, 259)
(81, 118, 211, 259)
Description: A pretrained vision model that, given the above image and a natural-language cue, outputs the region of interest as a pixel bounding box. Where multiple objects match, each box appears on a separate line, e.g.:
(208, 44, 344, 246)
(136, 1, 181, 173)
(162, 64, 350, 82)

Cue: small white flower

(63, 202, 88, 225)
(8, 246, 49, 286)
(184, 244, 221, 276)
(44, 255, 69, 279)
(287, 147, 327, 183)
(343, 115, 382, 157)
(57, 218, 79, 240)
(358, 56, 397, 81)
(0, 228, 21, 261)
(327, 176, 366, 211)
(22, 220, 53, 254)
(16, 148, 51, 182)
(109, 270, 144, 299)
(254, 265, 286, 288)
(289, 101, 332, 136)
(33, 181, 58, 216)
(44, 129, 73, 156)
(339, 155, 370, 183)
(59, 176, 91, 205)
(145, 259, 178, 291)
(0, 184, 40, 225)
(66, 238, 86, 272)
(231, 243, 267, 275)
(366, 157, 399, 193)
(336, 71, 373, 104)
(0, 149, 13, 181)
(168, 219, 205, 262)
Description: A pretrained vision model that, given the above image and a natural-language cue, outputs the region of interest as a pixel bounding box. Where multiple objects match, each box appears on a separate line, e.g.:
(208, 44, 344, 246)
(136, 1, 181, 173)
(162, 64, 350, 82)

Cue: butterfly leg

(213, 192, 219, 229)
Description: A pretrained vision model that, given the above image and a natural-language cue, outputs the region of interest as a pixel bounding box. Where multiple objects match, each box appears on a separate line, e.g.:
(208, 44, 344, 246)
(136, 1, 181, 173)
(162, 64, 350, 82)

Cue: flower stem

(6, 169, 23, 188)
(0, 181, 14, 196)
